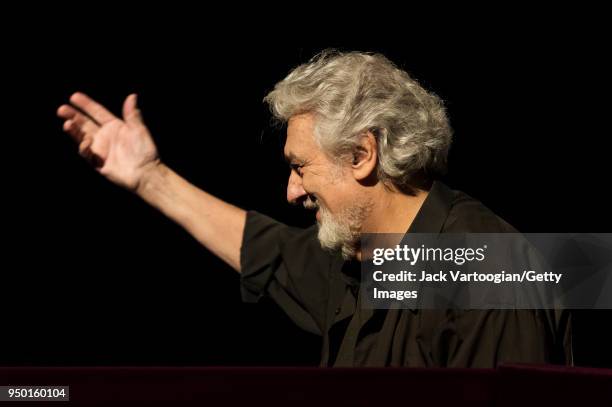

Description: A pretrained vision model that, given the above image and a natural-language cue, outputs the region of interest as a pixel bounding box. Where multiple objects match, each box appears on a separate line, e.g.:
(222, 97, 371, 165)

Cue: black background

(4, 12, 611, 367)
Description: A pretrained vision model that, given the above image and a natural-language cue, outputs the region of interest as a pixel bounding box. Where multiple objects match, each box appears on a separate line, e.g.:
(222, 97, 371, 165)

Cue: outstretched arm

(57, 93, 246, 272)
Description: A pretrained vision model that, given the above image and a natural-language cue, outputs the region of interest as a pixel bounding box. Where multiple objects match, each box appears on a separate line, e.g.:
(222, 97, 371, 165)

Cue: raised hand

(57, 93, 159, 191)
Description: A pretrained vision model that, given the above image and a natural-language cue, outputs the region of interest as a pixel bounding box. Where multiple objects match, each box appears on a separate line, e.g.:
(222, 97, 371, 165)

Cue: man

(57, 50, 571, 367)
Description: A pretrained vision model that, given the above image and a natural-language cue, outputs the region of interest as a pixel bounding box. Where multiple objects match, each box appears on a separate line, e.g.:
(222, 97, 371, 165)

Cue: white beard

(314, 197, 373, 260)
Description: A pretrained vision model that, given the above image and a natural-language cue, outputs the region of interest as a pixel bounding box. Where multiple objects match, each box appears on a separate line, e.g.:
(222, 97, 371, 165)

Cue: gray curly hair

(264, 50, 453, 194)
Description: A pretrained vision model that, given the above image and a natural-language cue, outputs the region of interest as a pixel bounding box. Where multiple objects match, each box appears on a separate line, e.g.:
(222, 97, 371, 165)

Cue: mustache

(303, 195, 319, 210)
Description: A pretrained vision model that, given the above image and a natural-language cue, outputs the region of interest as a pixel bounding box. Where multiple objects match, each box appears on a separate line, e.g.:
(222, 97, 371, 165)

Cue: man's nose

(287, 171, 307, 204)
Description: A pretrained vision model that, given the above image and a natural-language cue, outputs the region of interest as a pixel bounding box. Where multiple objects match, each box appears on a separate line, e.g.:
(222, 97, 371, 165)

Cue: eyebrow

(284, 152, 300, 164)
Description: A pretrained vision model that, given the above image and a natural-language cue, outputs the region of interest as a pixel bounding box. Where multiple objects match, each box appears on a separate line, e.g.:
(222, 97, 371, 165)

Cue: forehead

(284, 113, 319, 159)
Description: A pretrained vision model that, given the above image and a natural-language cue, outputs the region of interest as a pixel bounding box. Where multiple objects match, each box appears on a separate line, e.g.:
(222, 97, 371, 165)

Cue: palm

(93, 118, 157, 187)
(57, 93, 159, 191)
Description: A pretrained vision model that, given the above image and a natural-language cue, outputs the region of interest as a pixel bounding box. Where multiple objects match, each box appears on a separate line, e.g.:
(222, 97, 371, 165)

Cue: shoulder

(443, 188, 518, 233)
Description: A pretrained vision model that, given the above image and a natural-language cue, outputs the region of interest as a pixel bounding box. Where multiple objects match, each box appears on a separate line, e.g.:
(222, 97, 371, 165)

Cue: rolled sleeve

(239, 211, 334, 335)
(240, 211, 289, 302)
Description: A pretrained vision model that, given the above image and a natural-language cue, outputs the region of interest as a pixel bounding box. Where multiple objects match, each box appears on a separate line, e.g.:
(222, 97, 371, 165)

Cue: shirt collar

(339, 180, 455, 283)
(406, 180, 455, 234)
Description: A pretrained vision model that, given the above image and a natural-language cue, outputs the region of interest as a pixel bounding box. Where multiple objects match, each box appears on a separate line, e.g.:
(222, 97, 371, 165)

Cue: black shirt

(239, 181, 572, 367)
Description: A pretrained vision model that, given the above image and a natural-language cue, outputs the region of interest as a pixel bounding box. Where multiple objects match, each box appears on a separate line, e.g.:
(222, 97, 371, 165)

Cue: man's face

(284, 113, 372, 258)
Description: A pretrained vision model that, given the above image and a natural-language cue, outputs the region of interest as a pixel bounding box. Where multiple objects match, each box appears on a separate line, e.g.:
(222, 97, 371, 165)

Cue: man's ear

(351, 131, 377, 181)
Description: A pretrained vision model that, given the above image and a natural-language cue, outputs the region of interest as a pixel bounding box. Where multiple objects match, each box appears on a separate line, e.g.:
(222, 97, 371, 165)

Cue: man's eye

(290, 164, 303, 175)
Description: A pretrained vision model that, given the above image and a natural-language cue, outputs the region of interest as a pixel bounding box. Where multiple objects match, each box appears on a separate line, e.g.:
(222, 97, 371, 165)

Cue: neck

(354, 184, 429, 261)
(366, 185, 429, 234)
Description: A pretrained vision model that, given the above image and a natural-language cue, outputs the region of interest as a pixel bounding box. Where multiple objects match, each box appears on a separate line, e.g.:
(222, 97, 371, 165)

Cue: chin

(316, 219, 358, 259)
(315, 196, 372, 260)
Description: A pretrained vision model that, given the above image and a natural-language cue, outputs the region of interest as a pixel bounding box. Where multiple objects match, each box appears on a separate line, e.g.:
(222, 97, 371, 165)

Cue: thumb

(122, 93, 143, 125)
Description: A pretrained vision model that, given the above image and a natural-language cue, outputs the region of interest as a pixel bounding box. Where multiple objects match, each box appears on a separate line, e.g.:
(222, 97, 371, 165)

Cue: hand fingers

(78, 136, 93, 156)
(122, 93, 143, 126)
(78, 137, 104, 168)
(69, 92, 117, 125)
(57, 104, 99, 137)
(63, 119, 87, 143)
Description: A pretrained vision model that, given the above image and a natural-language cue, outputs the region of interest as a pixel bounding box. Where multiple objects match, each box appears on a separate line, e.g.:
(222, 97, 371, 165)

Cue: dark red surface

(0, 364, 610, 406)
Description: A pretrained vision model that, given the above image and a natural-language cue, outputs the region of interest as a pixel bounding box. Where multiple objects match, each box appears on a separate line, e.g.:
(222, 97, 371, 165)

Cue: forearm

(136, 161, 246, 272)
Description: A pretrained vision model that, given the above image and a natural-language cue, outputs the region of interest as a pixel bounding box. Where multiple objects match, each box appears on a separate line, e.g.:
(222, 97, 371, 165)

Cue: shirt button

(335, 307, 341, 315)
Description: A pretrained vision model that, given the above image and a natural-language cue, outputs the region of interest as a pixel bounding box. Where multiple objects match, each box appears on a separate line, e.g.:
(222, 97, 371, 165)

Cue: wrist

(135, 159, 167, 197)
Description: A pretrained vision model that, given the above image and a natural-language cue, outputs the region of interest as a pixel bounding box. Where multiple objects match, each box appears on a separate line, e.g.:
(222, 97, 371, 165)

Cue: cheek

(304, 165, 352, 210)
(315, 185, 351, 215)
(300, 172, 319, 195)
